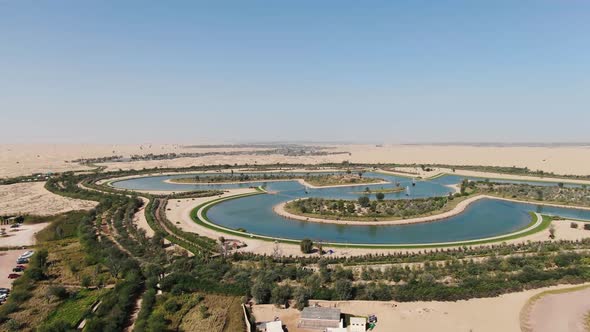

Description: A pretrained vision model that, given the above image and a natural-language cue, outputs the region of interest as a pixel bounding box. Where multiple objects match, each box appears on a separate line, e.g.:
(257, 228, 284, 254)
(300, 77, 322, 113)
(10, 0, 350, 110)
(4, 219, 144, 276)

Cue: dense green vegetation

(286, 196, 451, 221)
(169, 172, 384, 187)
(476, 181, 590, 206)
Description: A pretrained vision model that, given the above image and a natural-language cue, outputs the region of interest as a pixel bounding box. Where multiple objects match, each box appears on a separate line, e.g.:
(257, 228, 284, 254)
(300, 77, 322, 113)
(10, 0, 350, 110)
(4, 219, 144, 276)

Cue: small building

(298, 307, 342, 330)
(349, 317, 366, 332)
(257, 320, 283, 332)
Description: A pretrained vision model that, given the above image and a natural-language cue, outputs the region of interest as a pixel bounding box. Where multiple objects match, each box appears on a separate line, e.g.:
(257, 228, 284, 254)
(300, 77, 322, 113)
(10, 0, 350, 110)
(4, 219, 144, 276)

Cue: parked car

(7, 274, 20, 279)
(0, 288, 9, 294)
(12, 267, 24, 273)
(9, 224, 20, 228)
(19, 251, 34, 259)
(16, 258, 29, 264)
(0, 294, 7, 301)
(15, 265, 26, 270)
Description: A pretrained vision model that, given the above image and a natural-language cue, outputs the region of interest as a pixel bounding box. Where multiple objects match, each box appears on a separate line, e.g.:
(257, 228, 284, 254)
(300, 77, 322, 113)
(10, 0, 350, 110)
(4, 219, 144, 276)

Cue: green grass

(42, 289, 105, 327)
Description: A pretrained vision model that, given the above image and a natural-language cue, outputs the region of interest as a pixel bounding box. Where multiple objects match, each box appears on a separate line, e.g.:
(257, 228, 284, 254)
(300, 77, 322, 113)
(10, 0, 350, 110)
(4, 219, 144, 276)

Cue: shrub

(199, 304, 209, 319)
(571, 222, 579, 229)
(300, 239, 314, 254)
(164, 299, 181, 313)
(584, 224, 590, 231)
(358, 196, 370, 207)
(48, 286, 69, 301)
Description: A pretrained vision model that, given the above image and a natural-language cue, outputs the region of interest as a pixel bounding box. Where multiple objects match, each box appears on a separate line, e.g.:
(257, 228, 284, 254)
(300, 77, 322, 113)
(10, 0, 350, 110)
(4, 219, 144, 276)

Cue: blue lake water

(112, 172, 590, 244)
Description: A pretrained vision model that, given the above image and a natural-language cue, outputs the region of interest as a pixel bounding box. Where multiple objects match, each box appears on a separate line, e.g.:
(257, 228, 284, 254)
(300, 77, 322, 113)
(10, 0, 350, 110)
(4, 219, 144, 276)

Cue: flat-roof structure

(349, 317, 366, 332)
(299, 307, 342, 330)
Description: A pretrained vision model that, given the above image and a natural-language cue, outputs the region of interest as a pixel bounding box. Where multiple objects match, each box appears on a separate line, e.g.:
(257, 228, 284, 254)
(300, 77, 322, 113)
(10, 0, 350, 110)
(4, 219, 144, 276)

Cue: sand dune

(0, 182, 97, 216)
(2, 144, 590, 179)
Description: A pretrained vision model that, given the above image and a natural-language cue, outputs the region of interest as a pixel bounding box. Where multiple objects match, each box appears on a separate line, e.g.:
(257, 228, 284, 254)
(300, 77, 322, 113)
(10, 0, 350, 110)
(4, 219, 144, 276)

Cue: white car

(19, 251, 34, 259)
(0, 294, 7, 301)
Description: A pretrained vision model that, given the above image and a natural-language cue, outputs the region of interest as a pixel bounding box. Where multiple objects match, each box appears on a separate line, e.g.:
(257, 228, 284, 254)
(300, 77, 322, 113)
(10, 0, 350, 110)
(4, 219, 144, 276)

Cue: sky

(1, 1, 589, 144)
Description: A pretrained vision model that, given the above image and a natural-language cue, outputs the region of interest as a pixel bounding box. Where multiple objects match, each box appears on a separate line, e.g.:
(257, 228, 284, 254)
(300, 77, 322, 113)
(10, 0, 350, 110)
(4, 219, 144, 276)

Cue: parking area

(0, 250, 25, 289)
(0, 222, 49, 247)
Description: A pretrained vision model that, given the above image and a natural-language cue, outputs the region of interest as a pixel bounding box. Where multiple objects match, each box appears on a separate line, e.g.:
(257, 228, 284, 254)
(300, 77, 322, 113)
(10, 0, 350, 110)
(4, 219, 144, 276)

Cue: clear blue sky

(1, 1, 589, 144)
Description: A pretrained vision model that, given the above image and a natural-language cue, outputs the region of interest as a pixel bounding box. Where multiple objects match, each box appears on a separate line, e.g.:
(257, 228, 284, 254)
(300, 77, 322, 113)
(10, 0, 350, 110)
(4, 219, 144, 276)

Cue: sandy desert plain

(2, 143, 590, 332)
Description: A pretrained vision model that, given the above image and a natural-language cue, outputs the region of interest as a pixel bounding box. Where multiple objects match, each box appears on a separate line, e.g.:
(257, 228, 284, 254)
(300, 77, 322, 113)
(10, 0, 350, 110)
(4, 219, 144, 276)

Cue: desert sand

(0, 182, 97, 216)
(525, 286, 590, 332)
(3, 144, 590, 179)
(133, 197, 154, 237)
(253, 283, 590, 332)
(0, 222, 50, 247)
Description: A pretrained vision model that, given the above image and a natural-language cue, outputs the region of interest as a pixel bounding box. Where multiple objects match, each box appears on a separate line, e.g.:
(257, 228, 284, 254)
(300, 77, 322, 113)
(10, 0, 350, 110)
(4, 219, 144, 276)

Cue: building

(349, 317, 366, 332)
(257, 320, 284, 332)
(298, 307, 342, 330)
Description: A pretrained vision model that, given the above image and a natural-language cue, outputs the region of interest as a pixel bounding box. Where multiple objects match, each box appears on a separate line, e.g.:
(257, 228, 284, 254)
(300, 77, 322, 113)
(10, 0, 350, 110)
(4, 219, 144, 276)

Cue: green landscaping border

(191, 193, 552, 249)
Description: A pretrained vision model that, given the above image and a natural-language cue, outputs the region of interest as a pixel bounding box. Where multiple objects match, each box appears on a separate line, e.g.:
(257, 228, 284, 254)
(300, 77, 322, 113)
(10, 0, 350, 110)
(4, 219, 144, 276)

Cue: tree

(376, 192, 385, 201)
(549, 225, 556, 239)
(293, 287, 311, 310)
(346, 203, 356, 214)
(47, 286, 69, 301)
(300, 239, 314, 254)
(334, 279, 353, 300)
(358, 196, 370, 208)
(557, 182, 564, 189)
(271, 285, 292, 308)
(251, 280, 272, 304)
(81, 275, 92, 289)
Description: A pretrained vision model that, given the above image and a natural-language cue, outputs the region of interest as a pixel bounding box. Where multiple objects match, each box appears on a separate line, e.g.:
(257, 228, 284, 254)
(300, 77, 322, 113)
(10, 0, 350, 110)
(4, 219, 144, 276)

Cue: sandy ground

(253, 284, 590, 332)
(0, 182, 97, 216)
(0, 222, 50, 247)
(0, 250, 24, 289)
(526, 286, 590, 332)
(3, 144, 590, 179)
(0, 144, 273, 178)
(133, 197, 154, 237)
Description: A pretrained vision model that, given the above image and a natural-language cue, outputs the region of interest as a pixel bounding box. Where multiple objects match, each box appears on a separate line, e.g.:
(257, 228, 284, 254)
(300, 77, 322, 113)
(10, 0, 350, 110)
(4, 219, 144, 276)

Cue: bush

(300, 239, 314, 254)
(358, 196, 370, 207)
(251, 280, 272, 304)
(271, 285, 292, 308)
(199, 304, 209, 319)
(376, 193, 385, 201)
(571, 222, 579, 229)
(48, 286, 69, 301)
(164, 299, 181, 313)
(585, 224, 590, 231)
